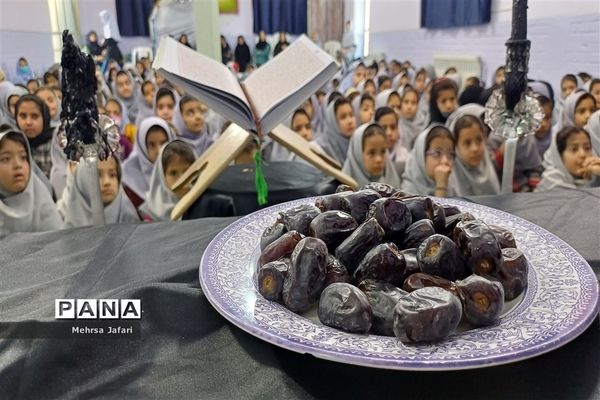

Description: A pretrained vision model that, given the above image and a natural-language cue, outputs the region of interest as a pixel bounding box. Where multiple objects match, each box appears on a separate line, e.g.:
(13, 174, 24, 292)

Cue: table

(1, 188, 599, 399)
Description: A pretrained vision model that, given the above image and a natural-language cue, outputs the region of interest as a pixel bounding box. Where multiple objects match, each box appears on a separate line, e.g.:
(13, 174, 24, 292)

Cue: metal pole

(501, 0, 531, 193)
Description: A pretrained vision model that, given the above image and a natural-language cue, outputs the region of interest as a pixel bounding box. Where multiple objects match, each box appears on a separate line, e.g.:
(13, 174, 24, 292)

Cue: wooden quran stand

(170, 124, 358, 221)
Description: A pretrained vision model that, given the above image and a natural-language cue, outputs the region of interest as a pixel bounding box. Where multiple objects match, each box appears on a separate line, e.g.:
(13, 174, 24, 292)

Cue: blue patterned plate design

(199, 197, 599, 370)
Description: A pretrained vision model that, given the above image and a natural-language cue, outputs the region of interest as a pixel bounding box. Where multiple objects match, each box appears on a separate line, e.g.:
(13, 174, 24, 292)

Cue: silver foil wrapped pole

(484, 0, 543, 194)
(59, 30, 121, 225)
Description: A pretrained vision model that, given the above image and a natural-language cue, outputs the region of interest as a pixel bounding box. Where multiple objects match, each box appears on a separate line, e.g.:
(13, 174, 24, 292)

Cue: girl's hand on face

(578, 157, 600, 178)
(433, 163, 452, 185)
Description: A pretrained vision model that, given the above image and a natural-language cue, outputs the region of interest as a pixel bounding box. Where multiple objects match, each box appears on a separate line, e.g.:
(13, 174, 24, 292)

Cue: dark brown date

(335, 218, 386, 274)
(367, 197, 412, 235)
(280, 204, 320, 236)
(453, 220, 503, 275)
(258, 231, 304, 269)
(308, 210, 358, 251)
(353, 243, 406, 286)
(403, 272, 458, 296)
(257, 260, 290, 301)
(282, 237, 328, 313)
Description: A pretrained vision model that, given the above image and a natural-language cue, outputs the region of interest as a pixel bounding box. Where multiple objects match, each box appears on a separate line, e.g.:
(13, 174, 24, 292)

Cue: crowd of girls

(1, 37, 599, 236)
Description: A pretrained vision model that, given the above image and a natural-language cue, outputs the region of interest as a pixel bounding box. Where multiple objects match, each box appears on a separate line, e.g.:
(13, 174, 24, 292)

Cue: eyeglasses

(426, 149, 456, 160)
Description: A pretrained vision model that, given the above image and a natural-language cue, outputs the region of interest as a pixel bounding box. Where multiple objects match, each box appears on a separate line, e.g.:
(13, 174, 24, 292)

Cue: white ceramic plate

(199, 197, 599, 370)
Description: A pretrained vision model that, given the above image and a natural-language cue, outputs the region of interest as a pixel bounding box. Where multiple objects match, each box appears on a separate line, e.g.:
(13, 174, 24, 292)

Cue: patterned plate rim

(199, 197, 600, 371)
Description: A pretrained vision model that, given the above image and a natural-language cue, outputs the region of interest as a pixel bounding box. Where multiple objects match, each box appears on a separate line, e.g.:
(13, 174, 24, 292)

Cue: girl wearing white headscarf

(375, 89, 402, 115)
(313, 98, 356, 165)
(112, 71, 139, 124)
(375, 106, 409, 176)
(342, 123, 401, 188)
(58, 156, 140, 228)
(122, 117, 176, 207)
(0, 127, 62, 236)
(134, 80, 156, 127)
(352, 93, 375, 126)
(536, 127, 600, 191)
(401, 124, 456, 197)
(552, 89, 596, 133)
(4, 85, 28, 128)
(398, 86, 427, 150)
(0, 80, 15, 125)
(584, 109, 600, 154)
(267, 108, 314, 163)
(172, 95, 213, 157)
(446, 104, 500, 196)
(139, 140, 196, 221)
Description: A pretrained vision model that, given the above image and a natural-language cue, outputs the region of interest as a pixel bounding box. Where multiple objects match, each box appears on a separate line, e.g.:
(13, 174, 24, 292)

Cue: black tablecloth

(1, 188, 599, 400)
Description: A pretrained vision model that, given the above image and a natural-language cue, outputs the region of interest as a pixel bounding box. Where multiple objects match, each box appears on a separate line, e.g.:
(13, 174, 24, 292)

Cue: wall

(367, 0, 600, 95)
(0, 0, 256, 80)
(219, 0, 254, 48)
(0, 0, 55, 80)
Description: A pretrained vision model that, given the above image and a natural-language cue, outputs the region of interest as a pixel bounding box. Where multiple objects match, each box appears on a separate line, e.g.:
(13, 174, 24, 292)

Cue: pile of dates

(256, 183, 528, 343)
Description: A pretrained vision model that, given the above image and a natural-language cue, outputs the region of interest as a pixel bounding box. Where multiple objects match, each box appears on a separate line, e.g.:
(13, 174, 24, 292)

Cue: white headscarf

(139, 140, 196, 221)
(392, 72, 406, 91)
(584, 109, 600, 155)
(0, 129, 62, 236)
(50, 127, 67, 198)
(375, 89, 397, 110)
(3, 86, 28, 128)
(111, 72, 139, 124)
(0, 80, 15, 125)
(134, 85, 155, 127)
(536, 129, 597, 191)
(172, 97, 213, 157)
(401, 124, 456, 196)
(342, 123, 401, 188)
(58, 157, 140, 227)
(122, 117, 175, 199)
(446, 104, 500, 196)
(313, 101, 352, 165)
(554, 89, 588, 132)
(398, 89, 428, 151)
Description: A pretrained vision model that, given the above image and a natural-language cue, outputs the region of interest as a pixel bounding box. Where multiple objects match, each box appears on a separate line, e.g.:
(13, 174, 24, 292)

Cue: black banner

(0, 320, 142, 339)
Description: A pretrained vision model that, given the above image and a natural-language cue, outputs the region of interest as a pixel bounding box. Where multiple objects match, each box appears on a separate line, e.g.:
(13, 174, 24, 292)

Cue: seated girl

(139, 140, 196, 221)
(398, 86, 426, 150)
(105, 97, 133, 160)
(401, 124, 456, 197)
(536, 127, 600, 191)
(584, 110, 600, 154)
(134, 80, 157, 126)
(375, 106, 409, 176)
(356, 79, 377, 97)
(34, 86, 61, 126)
(154, 87, 177, 124)
(554, 89, 596, 132)
(112, 71, 139, 124)
(4, 85, 29, 128)
(352, 93, 375, 126)
(122, 117, 176, 207)
(313, 97, 356, 165)
(429, 78, 458, 125)
(375, 89, 402, 117)
(268, 108, 314, 162)
(173, 96, 213, 157)
(0, 125, 62, 235)
(58, 155, 140, 228)
(532, 94, 553, 158)
(446, 105, 500, 196)
(15, 94, 55, 179)
(342, 122, 401, 188)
